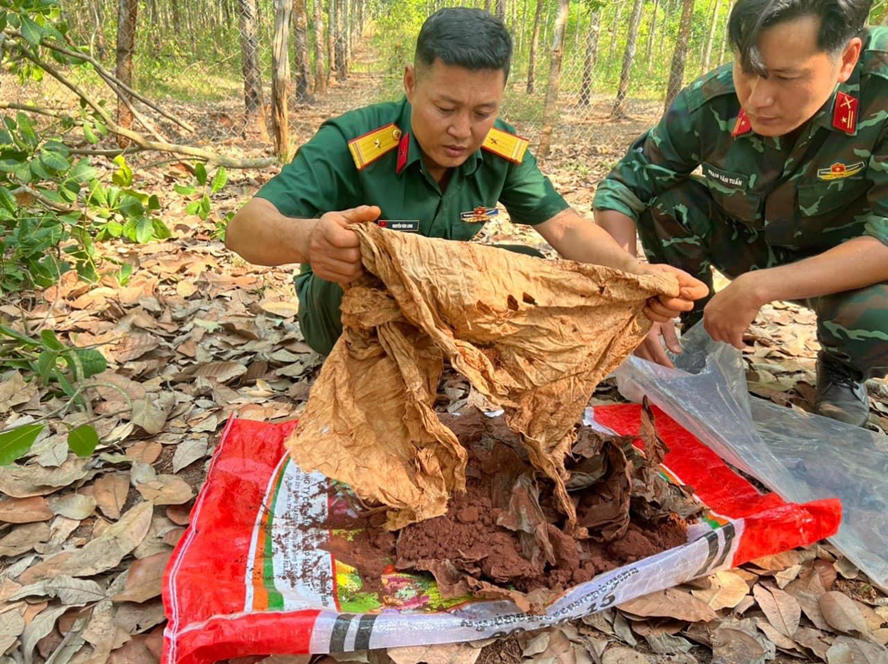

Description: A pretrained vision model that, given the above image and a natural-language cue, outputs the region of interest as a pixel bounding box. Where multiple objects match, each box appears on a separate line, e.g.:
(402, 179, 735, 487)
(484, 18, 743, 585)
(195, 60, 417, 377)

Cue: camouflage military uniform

(594, 27, 888, 379)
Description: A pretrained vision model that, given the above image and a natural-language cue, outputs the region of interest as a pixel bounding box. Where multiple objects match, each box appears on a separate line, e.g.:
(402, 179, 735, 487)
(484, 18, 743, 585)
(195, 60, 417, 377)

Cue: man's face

(404, 59, 505, 174)
(732, 15, 861, 137)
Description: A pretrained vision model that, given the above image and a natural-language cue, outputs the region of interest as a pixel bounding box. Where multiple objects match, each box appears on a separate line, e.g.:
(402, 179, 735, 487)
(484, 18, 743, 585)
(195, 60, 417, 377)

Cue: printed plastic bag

(615, 322, 888, 590)
(162, 406, 839, 663)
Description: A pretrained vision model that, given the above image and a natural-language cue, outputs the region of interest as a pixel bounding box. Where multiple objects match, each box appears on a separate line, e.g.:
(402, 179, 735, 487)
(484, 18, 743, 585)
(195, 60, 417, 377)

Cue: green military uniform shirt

(256, 97, 570, 354)
(593, 26, 888, 254)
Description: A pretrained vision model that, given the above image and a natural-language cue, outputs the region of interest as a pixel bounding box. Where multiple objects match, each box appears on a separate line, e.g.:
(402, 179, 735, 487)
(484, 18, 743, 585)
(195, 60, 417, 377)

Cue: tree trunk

(115, 0, 137, 147)
(579, 9, 600, 106)
(91, 0, 107, 58)
(272, 0, 292, 158)
(495, 0, 506, 21)
(611, 0, 645, 118)
(525, 0, 544, 93)
(328, 0, 337, 79)
(313, 0, 328, 94)
(335, 0, 348, 80)
(701, 0, 722, 74)
(537, 0, 569, 159)
(485, 0, 492, 12)
(645, 0, 660, 69)
(664, 0, 695, 114)
(239, 0, 267, 139)
(607, 1, 623, 59)
(292, 0, 312, 100)
(717, 0, 732, 65)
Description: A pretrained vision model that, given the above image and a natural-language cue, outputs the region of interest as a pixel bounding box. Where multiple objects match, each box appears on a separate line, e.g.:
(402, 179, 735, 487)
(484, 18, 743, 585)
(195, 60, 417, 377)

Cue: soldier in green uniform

(226, 8, 706, 358)
(595, 0, 888, 426)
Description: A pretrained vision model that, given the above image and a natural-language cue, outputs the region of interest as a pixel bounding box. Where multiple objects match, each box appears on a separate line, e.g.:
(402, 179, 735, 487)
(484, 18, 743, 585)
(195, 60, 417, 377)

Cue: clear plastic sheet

(615, 323, 888, 590)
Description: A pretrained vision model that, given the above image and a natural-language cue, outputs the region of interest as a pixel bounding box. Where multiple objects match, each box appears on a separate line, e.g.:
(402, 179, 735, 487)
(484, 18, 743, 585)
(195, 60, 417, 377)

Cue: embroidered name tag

(703, 164, 748, 189)
(377, 220, 419, 232)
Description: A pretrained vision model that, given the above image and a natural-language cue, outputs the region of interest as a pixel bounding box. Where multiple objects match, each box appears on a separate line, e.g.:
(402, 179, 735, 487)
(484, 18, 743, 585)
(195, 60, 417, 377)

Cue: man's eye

(437, 106, 454, 114)
(475, 112, 491, 120)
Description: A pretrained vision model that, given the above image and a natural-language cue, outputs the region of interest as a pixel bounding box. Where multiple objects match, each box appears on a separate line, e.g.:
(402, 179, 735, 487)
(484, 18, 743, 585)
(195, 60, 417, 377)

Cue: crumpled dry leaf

(172, 438, 208, 473)
(711, 627, 767, 664)
(387, 643, 481, 664)
(8, 576, 105, 606)
(601, 646, 651, 663)
(286, 224, 677, 530)
(786, 564, 830, 630)
(619, 588, 718, 623)
(0, 458, 91, 498)
(21, 605, 68, 664)
(47, 493, 96, 520)
(93, 473, 130, 520)
(0, 522, 51, 557)
(136, 475, 193, 505)
(0, 607, 26, 653)
(111, 551, 171, 603)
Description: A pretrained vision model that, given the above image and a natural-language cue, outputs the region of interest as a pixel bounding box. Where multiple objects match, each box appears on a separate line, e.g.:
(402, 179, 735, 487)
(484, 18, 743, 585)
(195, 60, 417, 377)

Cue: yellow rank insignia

(817, 161, 865, 181)
(348, 124, 402, 170)
(482, 127, 529, 164)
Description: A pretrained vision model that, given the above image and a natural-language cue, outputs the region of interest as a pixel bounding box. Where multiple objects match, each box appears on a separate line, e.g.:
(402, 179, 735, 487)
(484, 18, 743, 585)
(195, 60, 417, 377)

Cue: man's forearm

(225, 198, 316, 266)
(536, 209, 639, 273)
(594, 208, 639, 257)
(746, 236, 888, 304)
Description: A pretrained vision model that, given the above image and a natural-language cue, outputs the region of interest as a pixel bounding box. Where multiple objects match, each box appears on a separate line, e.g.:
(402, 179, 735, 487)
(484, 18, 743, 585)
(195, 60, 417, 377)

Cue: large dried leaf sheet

(286, 224, 678, 529)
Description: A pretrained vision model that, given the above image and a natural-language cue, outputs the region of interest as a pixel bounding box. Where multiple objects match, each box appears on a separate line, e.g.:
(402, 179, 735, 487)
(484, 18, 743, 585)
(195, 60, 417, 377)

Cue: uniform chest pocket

(798, 176, 869, 217)
(702, 163, 762, 224)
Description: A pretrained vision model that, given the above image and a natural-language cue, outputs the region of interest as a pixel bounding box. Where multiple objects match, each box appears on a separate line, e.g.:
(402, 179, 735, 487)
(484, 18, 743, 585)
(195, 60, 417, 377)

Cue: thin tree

(611, 0, 645, 118)
(664, 0, 696, 113)
(239, 0, 267, 138)
(579, 8, 601, 106)
(607, 1, 623, 59)
(701, 0, 723, 74)
(645, 0, 660, 70)
(272, 0, 292, 158)
(115, 0, 137, 147)
(538, 0, 570, 159)
(313, 0, 328, 94)
(292, 0, 312, 100)
(526, 0, 545, 93)
(495, 0, 506, 21)
(328, 0, 337, 79)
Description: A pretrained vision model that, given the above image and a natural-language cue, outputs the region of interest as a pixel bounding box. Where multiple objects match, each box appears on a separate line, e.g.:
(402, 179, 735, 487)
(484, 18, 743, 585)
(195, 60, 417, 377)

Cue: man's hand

(703, 273, 766, 350)
(306, 205, 381, 285)
(635, 321, 683, 368)
(639, 264, 710, 323)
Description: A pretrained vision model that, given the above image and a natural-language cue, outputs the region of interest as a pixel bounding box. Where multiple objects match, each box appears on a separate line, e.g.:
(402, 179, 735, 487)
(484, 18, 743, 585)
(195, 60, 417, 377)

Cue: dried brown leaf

(94, 473, 131, 520)
(131, 399, 169, 435)
(692, 571, 749, 610)
(112, 551, 171, 603)
(113, 600, 166, 635)
(826, 636, 888, 664)
(0, 496, 53, 523)
(787, 566, 830, 630)
(47, 493, 96, 520)
(0, 522, 51, 557)
(0, 458, 90, 498)
(821, 591, 870, 636)
(0, 606, 25, 653)
(191, 361, 247, 383)
(618, 588, 718, 623)
(388, 643, 481, 664)
(711, 627, 767, 664)
(165, 504, 191, 526)
(601, 646, 651, 664)
(136, 475, 194, 505)
(754, 584, 801, 638)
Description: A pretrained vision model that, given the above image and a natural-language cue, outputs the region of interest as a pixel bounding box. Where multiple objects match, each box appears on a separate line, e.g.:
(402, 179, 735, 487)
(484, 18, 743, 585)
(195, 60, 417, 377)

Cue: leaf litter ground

(1, 67, 887, 663)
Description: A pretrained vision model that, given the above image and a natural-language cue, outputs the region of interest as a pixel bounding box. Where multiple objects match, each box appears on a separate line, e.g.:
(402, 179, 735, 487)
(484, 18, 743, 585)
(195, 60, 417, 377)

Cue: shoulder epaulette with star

(482, 127, 529, 164)
(348, 123, 402, 170)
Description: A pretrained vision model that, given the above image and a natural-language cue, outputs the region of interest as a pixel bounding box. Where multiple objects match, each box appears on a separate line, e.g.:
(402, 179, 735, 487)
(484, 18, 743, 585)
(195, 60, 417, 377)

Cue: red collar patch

(833, 91, 858, 134)
(732, 109, 752, 137)
(396, 132, 410, 174)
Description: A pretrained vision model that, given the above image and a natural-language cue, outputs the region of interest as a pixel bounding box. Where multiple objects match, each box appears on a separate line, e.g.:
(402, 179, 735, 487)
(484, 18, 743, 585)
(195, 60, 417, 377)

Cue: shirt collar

(396, 98, 485, 177)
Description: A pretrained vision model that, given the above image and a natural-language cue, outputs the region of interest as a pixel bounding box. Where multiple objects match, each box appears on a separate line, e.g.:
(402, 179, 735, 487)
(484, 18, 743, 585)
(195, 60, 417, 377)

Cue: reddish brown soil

(324, 409, 688, 597)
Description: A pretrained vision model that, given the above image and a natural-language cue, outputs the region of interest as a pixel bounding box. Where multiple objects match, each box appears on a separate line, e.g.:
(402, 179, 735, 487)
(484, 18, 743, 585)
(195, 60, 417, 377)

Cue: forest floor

(2, 41, 888, 664)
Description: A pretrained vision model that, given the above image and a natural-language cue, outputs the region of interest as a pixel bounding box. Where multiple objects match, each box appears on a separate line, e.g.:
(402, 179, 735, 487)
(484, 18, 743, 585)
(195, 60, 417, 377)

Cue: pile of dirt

(325, 407, 700, 612)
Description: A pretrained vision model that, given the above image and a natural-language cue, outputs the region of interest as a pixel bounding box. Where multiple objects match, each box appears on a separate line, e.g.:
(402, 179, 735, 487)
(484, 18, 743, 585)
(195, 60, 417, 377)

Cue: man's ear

(404, 64, 416, 101)
(837, 37, 863, 83)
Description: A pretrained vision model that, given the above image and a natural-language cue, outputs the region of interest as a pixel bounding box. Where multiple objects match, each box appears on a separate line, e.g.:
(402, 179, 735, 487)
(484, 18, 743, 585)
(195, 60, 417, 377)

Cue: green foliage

(0, 423, 45, 465)
(67, 423, 99, 457)
(174, 162, 231, 239)
(1, 1, 171, 293)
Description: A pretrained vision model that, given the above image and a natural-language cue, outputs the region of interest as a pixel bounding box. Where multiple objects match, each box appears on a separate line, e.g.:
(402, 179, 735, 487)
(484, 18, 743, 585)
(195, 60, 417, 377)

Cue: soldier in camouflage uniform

(594, 0, 888, 426)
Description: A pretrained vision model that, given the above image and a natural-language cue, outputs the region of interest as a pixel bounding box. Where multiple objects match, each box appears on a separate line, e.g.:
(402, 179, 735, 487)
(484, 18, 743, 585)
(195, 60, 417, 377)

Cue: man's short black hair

(728, 0, 873, 74)
(414, 7, 512, 81)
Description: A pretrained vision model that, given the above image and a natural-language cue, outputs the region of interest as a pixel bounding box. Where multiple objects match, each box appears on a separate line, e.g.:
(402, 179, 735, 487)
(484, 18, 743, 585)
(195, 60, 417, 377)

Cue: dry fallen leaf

(172, 438, 208, 473)
(826, 635, 888, 663)
(787, 567, 830, 631)
(126, 442, 163, 465)
(794, 626, 834, 661)
(620, 588, 718, 623)
(388, 642, 482, 664)
(0, 522, 51, 557)
(47, 493, 96, 520)
(601, 646, 651, 664)
(754, 584, 801, 638)
(820, 591, 870, 636)
(136, 475, 194, 505)
(93, 473, 131, 520)
(711, 627, 767, 664)
(692, 570, 750, 610)
(111, 551, 171, 603)
(0, 496, 54, 524)
(0, 607, 26, 653)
